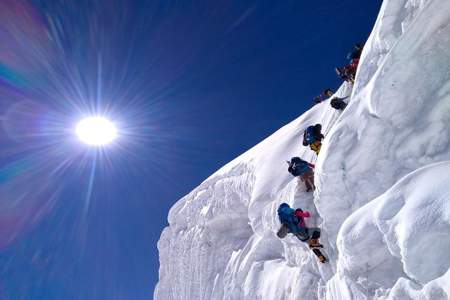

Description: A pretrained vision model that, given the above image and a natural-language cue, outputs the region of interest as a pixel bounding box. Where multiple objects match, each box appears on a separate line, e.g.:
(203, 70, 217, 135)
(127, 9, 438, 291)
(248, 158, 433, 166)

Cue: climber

(276, 203, 327, 263)
(336, 53, 361, 83)
(335, 66, 353, 83)
(287, 157, 315, 192)
(336, 61, 358, 83)
(330, 96, 349, 111)
(323, 88, 334, 98)
(349, 57, 360, 71)
(302, 124, 324, 155)
(313, 88, 334, 104)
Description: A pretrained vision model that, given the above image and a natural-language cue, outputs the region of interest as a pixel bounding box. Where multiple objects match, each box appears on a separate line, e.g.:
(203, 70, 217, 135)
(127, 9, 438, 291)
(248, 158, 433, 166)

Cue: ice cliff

(156, 0, 450, 299)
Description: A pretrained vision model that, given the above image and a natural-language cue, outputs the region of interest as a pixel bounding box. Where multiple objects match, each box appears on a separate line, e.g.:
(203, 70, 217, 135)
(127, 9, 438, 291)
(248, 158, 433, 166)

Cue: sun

(76, 116, 117, 146)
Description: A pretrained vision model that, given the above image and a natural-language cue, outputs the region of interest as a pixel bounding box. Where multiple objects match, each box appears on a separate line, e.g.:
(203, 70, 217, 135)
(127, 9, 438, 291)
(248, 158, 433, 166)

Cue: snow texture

(156, 0, 450, 299)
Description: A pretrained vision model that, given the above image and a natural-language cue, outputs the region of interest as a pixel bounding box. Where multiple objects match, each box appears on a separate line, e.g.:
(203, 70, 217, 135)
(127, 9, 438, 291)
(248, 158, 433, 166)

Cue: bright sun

(76, 116, 117, 146)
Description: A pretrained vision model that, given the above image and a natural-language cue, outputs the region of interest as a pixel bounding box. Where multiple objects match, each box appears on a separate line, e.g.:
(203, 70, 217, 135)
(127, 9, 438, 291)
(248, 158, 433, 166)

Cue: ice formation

(156, 0, 450, 299)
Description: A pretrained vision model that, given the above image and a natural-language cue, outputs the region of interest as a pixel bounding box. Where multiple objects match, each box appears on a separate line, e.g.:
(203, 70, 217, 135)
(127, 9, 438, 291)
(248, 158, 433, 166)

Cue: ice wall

(156, 0, 450, 299)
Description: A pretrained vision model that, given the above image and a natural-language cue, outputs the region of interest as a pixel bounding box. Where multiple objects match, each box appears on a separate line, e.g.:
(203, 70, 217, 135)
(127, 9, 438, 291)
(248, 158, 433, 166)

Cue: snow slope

(156, 0, 450, 299)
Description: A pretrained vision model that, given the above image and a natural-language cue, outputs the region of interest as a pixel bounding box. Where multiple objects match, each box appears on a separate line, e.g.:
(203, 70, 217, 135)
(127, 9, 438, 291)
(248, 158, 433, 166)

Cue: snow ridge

(156, 0, 450, 299)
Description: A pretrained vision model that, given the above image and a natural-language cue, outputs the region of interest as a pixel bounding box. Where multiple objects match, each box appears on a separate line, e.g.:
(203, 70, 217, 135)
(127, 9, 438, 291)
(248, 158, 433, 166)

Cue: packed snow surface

(156, 0, 450, 299)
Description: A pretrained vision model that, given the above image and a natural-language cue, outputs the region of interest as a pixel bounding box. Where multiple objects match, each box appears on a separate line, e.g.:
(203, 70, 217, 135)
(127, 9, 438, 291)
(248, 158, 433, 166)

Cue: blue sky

(0, 1, 381, 299)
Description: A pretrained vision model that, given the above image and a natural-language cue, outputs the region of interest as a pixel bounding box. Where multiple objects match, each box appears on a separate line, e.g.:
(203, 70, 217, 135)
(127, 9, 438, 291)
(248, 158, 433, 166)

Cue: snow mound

(334, 162, 450, 299)
(156, 0, 450, 299)
(317, 0, 450, 244)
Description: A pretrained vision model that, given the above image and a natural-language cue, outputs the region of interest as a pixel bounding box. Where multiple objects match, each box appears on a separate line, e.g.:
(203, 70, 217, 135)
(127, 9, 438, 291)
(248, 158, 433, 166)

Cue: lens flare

(76, 117, 117, 146)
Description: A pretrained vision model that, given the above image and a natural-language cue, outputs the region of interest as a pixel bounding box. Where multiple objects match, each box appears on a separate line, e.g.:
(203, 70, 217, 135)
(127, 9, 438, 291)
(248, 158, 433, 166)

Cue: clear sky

(0, 1, 381, 299)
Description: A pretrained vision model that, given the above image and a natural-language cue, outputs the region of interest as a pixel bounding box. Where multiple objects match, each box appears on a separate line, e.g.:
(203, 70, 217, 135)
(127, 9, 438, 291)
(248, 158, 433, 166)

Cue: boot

(312, 248, 327, 264)
(308, 239, 323, 249)
(317, 254, 327, 263)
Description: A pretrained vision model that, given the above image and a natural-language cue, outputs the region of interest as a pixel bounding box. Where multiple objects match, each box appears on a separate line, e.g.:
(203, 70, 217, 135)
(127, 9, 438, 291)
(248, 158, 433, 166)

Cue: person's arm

(302, 131, 308, 145)
(334, 96, 349, 101)
(288, 166, 294, 174)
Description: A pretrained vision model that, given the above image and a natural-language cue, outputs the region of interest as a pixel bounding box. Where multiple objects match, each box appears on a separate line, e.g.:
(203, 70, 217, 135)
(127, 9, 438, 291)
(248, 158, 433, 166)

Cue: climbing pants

(300, 171, 315, 192)
(310, 141, 322, 155)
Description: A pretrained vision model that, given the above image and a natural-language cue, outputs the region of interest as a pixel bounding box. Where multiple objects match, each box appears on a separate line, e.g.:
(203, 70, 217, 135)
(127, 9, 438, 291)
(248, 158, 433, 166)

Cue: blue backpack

(277, 204, 299, 225)
(304, 126, 317, 144)
(303, 124, 323, 146)
(288, 157, 311, 176)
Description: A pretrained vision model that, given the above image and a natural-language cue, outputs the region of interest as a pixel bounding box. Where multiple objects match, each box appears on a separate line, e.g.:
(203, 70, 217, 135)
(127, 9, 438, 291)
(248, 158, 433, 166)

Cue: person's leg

(311, 141, 322, 155)
(277, 224, 290, 238)
(310, 228, 321, 239)
(294, 232, 309, 242)
(299, 174, 305, 182)
(312, 248, 327, 263)
(295, 234, 308, 242)
(299, 174, 311, 191)
(304, 180, 312, 192)
(294, 226, 309, 242)
(308, 228, 323, 248)
(305, 171, 315, 191)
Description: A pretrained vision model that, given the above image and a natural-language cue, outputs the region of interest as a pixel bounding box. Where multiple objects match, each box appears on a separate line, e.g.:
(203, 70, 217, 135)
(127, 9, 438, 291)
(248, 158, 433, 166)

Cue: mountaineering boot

(317, 253, 327, 264)
(312, 248, 327, 264)
(308, 239, 323, 249)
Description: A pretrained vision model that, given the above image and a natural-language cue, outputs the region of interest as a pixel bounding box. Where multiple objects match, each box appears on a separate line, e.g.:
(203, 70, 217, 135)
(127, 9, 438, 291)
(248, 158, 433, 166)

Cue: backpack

(288, 157, 311, 176)
(313, 124, 323, 138)
(303, 124, 323, 145)
(304, 126, 317, 145)
(290, 157, 303, 165)
(277, 204, 298, 225)
(330, 97, 348, 110)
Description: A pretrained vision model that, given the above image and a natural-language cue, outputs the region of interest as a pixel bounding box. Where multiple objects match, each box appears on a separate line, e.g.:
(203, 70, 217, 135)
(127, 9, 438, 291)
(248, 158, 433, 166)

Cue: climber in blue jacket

(276, 203, 327, 263)
(287, 157, 315, 192)
(302, 124, 324, 155)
